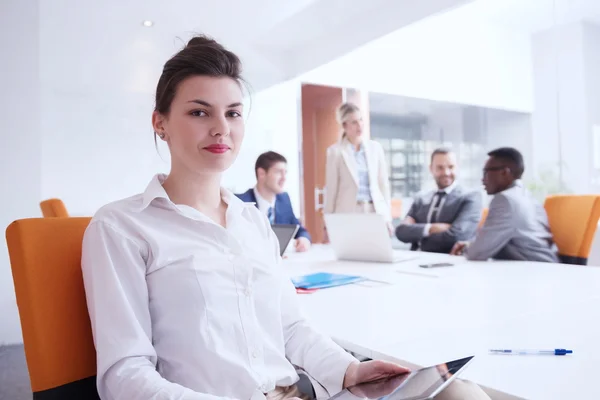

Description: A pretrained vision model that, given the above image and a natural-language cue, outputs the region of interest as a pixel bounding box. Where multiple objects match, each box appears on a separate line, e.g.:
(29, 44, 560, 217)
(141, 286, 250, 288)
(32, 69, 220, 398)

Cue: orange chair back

(39, 198, 69, 218)
(391, 198, 403, 219)
(6, 217, 99, 398)
(479, 208, 489, 228)
(544, 195, 600, 265)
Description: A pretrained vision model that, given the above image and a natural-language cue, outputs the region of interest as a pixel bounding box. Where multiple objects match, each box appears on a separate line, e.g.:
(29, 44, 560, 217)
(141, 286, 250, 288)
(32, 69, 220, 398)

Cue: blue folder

(291, 272, 365, 290)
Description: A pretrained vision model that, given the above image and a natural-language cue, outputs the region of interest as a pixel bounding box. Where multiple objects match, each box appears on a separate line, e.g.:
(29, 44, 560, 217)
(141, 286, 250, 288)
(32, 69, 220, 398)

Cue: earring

(158, 132, 165, 139)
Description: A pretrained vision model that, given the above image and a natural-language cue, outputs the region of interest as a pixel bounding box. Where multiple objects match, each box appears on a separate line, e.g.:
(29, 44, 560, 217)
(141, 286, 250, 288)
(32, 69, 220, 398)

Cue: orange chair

(39, 198, 69, 218)
(544, 195, 600, 265)
(479, 208, 489, 228)
(6, 217, 99, 398)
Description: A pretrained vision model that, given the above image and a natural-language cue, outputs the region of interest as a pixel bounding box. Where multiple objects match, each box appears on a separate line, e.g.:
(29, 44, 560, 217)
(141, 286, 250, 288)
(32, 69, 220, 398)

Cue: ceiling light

(142, 20, 154, 27)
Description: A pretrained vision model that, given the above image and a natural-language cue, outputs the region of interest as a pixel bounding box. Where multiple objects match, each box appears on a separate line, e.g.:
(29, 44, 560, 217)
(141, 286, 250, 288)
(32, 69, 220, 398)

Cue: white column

(583, 23, 600, 191)
(531, 21, 600, 194)
(0, 0, 41, 344)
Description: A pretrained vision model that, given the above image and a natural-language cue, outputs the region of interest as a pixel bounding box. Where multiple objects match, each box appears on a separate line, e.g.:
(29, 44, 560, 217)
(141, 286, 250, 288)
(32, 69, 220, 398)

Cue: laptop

(324, 213, 418, 263)
(271, 224, 300, 256)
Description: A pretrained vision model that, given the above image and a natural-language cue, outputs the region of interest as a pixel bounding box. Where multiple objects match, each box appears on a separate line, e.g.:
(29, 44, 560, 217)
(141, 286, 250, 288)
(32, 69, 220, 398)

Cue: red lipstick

(204, 144, 230, 154)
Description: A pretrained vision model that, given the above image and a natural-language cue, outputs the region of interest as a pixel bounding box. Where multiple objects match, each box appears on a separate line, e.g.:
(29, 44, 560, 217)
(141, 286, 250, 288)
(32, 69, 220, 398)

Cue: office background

(2, 0, 600, 347)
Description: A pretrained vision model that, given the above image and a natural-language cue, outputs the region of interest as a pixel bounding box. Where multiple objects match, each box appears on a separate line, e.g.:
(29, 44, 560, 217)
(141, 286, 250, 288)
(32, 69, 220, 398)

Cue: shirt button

(245, 288, 252, 297)
(252, 349, 259, 358)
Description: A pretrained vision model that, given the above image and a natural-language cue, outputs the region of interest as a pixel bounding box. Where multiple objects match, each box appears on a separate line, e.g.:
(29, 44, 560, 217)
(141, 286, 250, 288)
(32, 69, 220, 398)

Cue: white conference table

(283, 245, 600, 400)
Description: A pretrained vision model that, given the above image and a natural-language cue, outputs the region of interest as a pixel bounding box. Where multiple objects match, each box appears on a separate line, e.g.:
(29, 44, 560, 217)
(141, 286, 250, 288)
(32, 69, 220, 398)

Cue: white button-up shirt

(345, 142, 372, 203)
(82, 174, 356, 400)
(423, 181, 458, 237)
(253, 187, 275, 218)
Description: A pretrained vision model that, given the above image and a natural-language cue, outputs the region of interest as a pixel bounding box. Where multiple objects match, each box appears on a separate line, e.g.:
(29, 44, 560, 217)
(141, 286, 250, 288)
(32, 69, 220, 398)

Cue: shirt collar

(437, 180, 458, 195)
(253, 187, 276, 211)
(139, 174, 170, 210)
(344, 137, 364, 153)
(513, 179, 523, 187)
(138, 174, 253, 217)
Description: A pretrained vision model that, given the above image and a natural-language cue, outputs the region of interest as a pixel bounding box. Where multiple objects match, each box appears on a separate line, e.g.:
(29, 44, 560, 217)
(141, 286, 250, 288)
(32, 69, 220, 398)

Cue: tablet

(271, 224, 299, 256)
(329, 356, 474, 400)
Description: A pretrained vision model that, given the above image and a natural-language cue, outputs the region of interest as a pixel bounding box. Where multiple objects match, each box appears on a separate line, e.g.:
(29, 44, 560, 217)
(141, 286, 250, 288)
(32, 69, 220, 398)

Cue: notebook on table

(292, 272, 365, 290)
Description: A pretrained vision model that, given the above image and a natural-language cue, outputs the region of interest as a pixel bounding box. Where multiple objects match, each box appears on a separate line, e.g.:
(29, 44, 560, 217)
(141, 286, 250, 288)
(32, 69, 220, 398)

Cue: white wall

(299, 11, 533, 113)
(485, 110, 533, 171)
(0, 0, 41, 345)
(224, 79, 302, 213)
(40, 90, 168, 215)
(40, 82, 301, 216)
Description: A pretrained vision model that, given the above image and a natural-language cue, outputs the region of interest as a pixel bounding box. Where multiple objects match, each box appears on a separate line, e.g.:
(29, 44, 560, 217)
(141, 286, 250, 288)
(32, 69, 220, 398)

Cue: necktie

(267, 207, 275, 224)
(430, 191, 447, 223)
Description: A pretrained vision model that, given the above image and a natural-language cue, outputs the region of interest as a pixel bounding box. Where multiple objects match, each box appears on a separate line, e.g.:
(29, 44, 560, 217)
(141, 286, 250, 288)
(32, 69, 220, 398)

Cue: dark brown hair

(255, 151, 287, 177)
(154, 35, 245, 144)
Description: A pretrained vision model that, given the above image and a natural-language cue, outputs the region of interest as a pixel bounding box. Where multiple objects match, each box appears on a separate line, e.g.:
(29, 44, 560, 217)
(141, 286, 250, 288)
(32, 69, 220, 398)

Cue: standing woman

(80, 36, 408, 400)
(324, 102, 392, 228)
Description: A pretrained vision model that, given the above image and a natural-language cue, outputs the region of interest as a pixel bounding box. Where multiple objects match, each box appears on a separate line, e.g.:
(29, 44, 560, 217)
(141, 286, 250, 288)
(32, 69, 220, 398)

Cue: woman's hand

(343, 360, 410, 389)
(387, 222, 394, 237)
(347, 372, 410, 398)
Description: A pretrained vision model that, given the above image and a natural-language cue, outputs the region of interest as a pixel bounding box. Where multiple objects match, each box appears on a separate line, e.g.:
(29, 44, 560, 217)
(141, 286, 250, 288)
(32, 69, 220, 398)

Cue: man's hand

(429, 223, 451, 234)
(450, 241, 469, 256)
(343, 360, 410, 389)
(295, 237, 311, 252)
(402, 216, 416, 225)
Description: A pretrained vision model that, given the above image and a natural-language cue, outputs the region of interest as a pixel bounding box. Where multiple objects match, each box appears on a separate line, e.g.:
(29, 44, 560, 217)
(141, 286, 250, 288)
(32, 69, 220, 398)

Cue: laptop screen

(271, 224, 299, 256)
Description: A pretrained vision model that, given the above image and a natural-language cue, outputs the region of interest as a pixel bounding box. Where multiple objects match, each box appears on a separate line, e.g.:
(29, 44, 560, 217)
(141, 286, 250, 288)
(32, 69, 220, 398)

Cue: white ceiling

(365, 0, 600, 118)
(456, 0, 600, 33)
(39, 0, 470, 95)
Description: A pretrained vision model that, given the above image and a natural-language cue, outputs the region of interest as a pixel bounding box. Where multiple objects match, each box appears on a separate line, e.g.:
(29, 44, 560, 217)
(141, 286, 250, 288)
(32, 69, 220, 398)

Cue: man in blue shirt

(237, 151, 311, 252)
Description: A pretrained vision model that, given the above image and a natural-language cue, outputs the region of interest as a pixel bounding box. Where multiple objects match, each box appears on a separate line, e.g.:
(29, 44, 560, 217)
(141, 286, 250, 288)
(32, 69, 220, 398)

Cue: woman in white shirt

(80, 35, 407, 400)
(82, 35, 490, 400)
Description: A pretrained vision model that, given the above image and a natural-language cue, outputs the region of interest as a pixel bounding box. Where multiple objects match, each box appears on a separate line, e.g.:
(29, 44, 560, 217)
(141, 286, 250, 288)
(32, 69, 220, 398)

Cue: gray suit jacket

(466, 182, 558, 263)
(395, 185, 483, 254)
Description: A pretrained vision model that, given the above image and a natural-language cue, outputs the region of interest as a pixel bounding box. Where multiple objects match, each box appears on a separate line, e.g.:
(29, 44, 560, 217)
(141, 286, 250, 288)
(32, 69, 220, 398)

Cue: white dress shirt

(345, 142, 372, 203)
(423, 181, 458, 237)
(81, 174, 356, 400)
(253, 187, 276, 218)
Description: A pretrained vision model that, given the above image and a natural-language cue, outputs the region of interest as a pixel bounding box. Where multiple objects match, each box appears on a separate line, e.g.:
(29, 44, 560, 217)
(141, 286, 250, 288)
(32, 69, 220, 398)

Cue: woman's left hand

(343, 360, 410, 389)
(387, 222, 394, 237)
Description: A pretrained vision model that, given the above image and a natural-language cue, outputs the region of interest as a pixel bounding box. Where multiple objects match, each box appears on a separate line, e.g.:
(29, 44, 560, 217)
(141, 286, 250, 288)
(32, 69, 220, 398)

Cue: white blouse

(82, 174, 356, 400)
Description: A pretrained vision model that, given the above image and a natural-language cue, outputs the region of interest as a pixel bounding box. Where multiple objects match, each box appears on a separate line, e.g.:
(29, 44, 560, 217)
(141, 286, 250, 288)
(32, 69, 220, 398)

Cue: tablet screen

(329, 356, 474, 400)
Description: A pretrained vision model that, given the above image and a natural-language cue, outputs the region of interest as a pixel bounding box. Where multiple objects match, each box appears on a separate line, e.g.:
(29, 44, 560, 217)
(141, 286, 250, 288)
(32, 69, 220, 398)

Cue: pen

(489, 349, 573, 356)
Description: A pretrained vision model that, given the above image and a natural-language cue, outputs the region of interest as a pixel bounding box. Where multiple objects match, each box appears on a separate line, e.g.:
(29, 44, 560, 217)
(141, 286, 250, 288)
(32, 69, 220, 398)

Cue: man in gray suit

(395, 148, 482, 254)
(451, 147, 558, 262)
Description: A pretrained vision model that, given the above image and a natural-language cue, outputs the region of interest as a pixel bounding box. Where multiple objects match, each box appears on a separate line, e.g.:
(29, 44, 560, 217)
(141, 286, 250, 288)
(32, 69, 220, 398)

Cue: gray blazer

(466, 182, 558, 263)
(395, 185, 483, 254)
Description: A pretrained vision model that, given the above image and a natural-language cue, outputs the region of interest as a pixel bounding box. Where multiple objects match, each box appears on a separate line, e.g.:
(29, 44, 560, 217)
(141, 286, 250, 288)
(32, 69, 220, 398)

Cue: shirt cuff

(423, 224, 431, 237)
(319, 351, 358, 397)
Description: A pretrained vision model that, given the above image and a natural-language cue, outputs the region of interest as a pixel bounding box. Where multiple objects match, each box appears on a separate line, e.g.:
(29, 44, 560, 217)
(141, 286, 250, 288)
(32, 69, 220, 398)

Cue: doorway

(300, 84, 370, 243)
